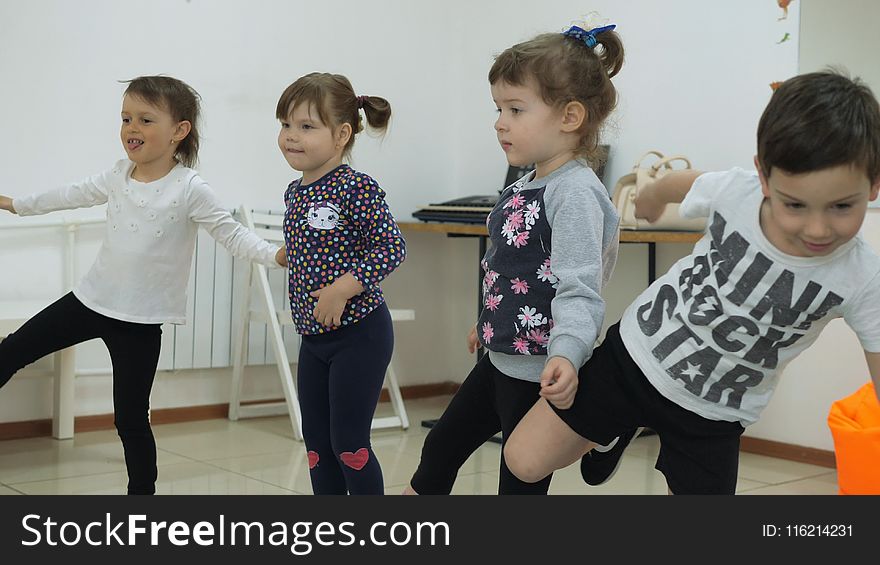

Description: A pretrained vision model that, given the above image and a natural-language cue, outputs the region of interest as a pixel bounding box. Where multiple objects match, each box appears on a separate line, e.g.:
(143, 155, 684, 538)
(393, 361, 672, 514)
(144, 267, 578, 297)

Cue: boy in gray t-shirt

(504, 70, 880, 494)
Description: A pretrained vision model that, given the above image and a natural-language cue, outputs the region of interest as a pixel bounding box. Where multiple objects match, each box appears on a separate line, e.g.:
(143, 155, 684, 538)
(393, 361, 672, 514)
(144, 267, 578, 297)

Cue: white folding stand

(228, 207, 410, 441)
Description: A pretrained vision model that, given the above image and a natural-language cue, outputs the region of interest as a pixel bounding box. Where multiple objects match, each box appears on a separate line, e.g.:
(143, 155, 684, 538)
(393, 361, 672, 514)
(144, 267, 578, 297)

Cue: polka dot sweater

(283, 165, 406, 335)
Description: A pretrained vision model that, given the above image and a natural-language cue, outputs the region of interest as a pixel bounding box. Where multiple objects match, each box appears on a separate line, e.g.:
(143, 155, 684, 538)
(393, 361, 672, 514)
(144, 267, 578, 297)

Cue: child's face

(758, 159, 880, 257)
(277, 101, 343, 183)
(491, 79, 576, 177)
(120, 94, 184, 172)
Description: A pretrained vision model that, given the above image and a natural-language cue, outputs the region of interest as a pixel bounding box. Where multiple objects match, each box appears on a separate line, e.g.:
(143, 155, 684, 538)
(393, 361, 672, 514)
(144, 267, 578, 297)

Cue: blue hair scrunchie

(562, 24, 616, 48)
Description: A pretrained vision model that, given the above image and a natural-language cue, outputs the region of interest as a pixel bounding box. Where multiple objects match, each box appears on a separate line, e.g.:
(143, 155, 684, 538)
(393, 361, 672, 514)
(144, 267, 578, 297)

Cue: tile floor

(0, 395, 839, 495)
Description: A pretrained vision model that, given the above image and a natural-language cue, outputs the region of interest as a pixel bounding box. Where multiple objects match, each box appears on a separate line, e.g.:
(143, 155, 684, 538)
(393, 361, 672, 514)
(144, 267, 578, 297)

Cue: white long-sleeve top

(13, 159, 280, 324)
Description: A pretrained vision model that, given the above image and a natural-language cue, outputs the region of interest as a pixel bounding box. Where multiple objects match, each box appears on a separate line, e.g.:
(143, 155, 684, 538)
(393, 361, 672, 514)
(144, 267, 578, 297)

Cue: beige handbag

(612, 151, 706, 231)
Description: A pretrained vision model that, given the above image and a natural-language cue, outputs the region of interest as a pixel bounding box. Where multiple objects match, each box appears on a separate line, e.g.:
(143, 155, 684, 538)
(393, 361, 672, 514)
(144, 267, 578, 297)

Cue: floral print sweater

(477, 160, 620, 382)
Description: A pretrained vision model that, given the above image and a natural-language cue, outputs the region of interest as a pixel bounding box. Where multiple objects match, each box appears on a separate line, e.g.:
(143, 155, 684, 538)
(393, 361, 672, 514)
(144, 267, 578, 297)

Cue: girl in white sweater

(0, 76, 286, 494)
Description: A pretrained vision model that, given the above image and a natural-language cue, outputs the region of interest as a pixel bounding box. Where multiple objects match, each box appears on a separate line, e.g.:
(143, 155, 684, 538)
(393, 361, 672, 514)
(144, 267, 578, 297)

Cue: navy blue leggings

(297, 303, 393, 494)
(0, 292, 162, 494)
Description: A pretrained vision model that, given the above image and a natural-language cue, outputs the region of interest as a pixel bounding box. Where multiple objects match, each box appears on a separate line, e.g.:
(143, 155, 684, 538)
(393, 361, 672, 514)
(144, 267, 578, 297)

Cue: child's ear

(754, 155, 771, 198)
(560, 101, 587, 133)
(870, 178, 880, 202)
(172, 120, 192, 143)
(335, 123, 352, 149)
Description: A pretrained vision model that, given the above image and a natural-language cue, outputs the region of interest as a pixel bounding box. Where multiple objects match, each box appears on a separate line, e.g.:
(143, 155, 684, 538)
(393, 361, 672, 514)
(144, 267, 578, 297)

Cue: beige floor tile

(548, 456, 671, 495)
(739, 474, 840, 495)
(737, 452, 834, 484)
(384, 396, 456, 426)
(0, 484, 22, 495)
(207, 444, 426, 494)
(0, 431, 186, 484)
(449, 472, 503, 495)
(0, 395, 846, 495)
(619, 433, 661, 461)
(152, 418, 301, 461)
(370, 443, 424, 488)
(734, 477, 771, 493)
(385, 472, 502, 495)
(207, 450, 314, 494)
(11, 461, 298, 495)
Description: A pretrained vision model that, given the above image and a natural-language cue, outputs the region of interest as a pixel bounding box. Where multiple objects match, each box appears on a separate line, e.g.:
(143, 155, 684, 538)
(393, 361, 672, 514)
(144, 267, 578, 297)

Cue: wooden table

(399, 221, 702, 284)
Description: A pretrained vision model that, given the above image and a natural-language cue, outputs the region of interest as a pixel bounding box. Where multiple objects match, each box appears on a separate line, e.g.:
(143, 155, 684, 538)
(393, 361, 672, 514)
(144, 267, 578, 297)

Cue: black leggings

(410, 354, 553, 495)
(297, 303, 393, 495)
(0, 292, 162, 494)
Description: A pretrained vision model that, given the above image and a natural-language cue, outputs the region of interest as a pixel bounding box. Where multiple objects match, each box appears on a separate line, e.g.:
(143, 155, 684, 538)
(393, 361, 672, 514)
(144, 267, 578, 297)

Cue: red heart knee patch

(307, 451, 319, 469)
(339, 448, 370, 470)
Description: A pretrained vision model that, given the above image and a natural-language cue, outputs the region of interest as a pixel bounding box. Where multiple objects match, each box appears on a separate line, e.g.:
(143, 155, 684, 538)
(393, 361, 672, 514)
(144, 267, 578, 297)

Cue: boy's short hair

(756, 70, 880, 183)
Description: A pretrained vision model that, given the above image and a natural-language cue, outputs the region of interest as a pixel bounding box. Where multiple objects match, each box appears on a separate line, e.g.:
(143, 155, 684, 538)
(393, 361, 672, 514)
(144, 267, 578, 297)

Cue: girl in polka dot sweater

(0, 76, 286, 494)
(276, 73, 406, 495)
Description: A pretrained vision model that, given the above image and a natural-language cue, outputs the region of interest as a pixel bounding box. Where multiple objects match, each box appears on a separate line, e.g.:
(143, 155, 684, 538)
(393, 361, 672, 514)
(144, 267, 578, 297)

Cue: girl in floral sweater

(405, 20, 624, 494)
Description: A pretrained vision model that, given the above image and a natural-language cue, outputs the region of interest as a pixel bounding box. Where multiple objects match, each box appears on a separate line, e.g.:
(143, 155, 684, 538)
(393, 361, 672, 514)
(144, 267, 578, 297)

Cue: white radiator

(159, 210, 298, 371)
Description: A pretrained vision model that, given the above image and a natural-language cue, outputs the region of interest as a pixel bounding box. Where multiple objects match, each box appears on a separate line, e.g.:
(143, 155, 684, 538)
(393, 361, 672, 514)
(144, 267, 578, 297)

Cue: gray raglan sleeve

(544, 181, 612, 369)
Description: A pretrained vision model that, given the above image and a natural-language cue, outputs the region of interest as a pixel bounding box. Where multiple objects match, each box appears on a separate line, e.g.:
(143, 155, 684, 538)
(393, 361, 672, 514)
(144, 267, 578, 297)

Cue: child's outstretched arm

(0, 196, 16, 214)
(186, 179, 282, 268)
(634, 169, 703, 223)
(5, 171, 112, 217)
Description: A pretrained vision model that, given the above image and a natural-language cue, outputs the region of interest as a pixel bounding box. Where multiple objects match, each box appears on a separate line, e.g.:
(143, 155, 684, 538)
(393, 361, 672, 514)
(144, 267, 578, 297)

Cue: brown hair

(122, 76, 201, 168)
(488, 27, 624, 161)
(275, 72, 391, 158)
(757, 69, 880, 184)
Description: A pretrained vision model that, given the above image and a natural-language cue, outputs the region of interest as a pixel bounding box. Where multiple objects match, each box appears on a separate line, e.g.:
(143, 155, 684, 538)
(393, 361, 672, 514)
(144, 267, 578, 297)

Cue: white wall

(452, 0, 799, 194)
(0, 2, 806, 431)
(745, 0, 880, 450)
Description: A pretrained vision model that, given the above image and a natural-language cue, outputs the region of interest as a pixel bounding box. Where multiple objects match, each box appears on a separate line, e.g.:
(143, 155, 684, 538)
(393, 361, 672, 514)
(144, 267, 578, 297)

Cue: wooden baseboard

(740, 436, 836, 469)
(0, 381, 463, 441)
(378, 381, 459, 402)
(0, 419, 53, 441)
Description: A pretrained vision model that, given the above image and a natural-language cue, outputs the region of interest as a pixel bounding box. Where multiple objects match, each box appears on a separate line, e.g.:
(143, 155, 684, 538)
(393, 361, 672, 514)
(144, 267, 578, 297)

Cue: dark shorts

(550, 323, 746, 494)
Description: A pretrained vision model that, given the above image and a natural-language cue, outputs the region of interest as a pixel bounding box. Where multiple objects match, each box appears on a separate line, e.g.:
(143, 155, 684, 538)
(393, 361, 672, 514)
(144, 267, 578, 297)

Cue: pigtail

(359, 96, 392, 135)
(593, 30, 624, 79)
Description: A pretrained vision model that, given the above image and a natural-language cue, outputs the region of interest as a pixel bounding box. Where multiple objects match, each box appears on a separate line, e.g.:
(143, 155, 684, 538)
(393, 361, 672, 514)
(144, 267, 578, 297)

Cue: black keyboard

(412, 195, 498, 224)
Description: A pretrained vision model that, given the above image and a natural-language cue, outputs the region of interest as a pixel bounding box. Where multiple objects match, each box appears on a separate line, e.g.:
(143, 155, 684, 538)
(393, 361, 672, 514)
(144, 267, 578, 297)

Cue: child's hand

(467, 325, 482, 354)
(633, 185, 667, 223)
(310, 284, 348, 327)
(539, 356, 578, 409)
(275, 247, 288, 267)
(0, 195, 17, 214)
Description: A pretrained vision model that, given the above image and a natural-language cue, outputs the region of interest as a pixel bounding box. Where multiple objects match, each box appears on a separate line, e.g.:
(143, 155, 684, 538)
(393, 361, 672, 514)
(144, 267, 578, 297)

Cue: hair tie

(563, 24, 616, 48)
(356, 95, 368, 109)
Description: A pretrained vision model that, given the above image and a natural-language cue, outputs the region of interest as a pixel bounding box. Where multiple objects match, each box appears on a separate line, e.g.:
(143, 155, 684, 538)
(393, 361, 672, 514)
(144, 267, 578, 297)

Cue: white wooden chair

(228, 207, 410, 441)
(0, 300, 76, 439)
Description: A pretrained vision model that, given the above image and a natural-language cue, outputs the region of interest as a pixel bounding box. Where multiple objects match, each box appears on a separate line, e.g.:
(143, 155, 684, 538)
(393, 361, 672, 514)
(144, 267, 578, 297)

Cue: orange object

(828, 382, 880, 494)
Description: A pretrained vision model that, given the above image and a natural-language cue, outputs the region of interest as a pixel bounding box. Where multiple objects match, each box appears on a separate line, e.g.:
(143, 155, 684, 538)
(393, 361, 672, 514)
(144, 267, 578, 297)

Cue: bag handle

(650, 155, 692, 172)
(633, 150, 666, 169)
